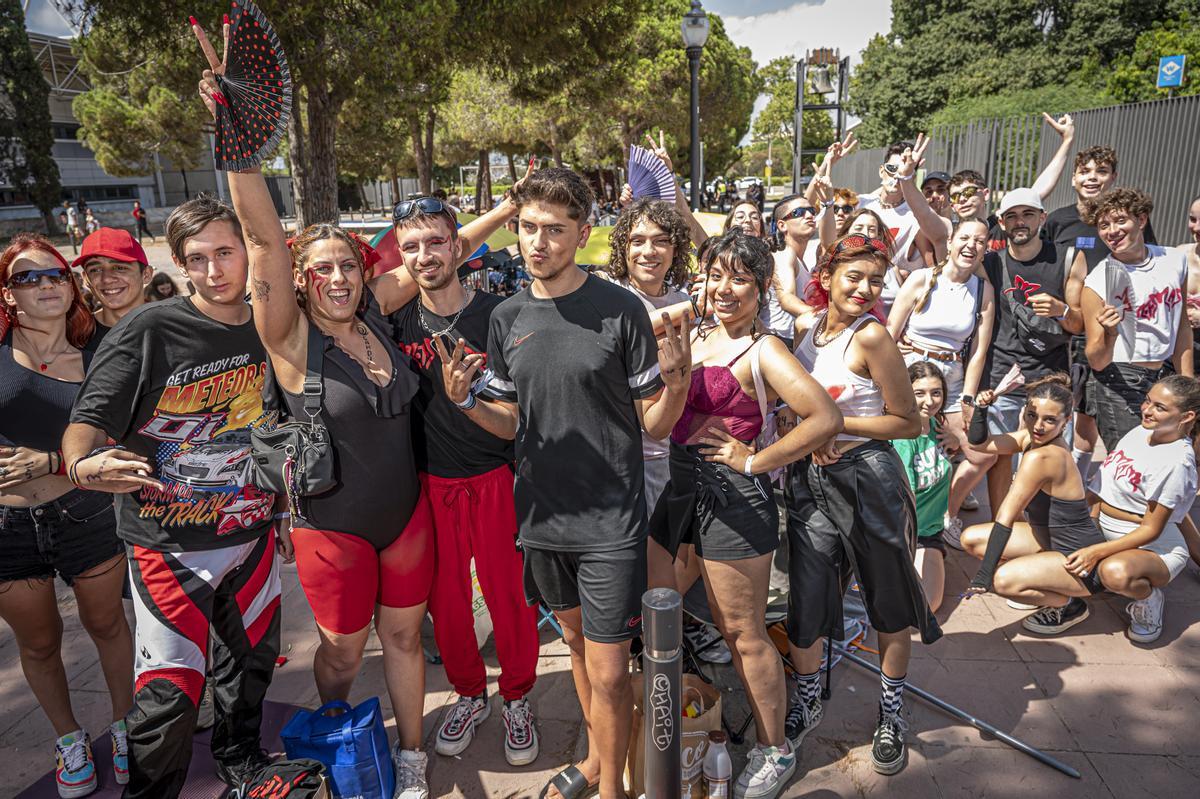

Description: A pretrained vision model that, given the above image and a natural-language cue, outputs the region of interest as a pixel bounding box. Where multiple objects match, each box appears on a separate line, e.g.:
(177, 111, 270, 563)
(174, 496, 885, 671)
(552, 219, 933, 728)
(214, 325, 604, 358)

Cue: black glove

(969, 521, 1014, 592)
(968, 402, 990, 446)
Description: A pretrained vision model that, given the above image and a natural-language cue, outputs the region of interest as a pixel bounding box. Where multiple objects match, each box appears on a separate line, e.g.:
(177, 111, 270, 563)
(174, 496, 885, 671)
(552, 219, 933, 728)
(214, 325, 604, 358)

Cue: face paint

(305, 266, 327, 301)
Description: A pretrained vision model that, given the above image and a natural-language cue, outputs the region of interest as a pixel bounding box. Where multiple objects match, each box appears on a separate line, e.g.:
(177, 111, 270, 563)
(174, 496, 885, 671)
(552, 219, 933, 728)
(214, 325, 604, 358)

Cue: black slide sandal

(540, 765, 598, 799)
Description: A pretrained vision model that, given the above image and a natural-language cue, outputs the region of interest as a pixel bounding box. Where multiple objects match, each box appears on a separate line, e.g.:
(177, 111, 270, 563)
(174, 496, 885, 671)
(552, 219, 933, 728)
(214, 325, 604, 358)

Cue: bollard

(642, 587, 683, 799)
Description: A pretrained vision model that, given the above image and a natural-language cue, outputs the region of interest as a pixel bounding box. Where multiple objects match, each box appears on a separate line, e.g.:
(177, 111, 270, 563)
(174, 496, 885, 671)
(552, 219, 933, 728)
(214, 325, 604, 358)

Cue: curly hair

(696, 229, 774, 333)
(1083, 187, 1153, 227)
(1074, 145, 1117, 175)
(605, 198, 692, 291)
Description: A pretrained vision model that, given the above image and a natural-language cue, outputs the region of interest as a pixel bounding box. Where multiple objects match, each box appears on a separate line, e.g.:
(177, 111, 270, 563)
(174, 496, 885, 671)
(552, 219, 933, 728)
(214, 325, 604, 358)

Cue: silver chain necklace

(418, 290, 472, 338)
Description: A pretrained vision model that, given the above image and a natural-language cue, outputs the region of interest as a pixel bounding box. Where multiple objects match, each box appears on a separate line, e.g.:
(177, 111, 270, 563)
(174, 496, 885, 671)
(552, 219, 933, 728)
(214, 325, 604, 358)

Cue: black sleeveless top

(0, 332, 94, 451)
(266, 306, 421, 549)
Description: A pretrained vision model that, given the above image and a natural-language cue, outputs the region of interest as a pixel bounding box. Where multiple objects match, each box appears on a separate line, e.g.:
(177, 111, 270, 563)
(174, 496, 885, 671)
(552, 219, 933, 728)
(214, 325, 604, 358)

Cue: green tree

(0, 0, 63, 233)
(1105, 14, 1200, 102)
(335, 79, 413, 205)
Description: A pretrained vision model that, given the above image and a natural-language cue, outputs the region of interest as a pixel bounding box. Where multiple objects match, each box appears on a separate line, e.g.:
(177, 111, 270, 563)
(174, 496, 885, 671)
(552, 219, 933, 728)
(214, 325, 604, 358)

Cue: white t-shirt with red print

(1084, 245, 1187, 363)
(1090, 426, 1197, 525)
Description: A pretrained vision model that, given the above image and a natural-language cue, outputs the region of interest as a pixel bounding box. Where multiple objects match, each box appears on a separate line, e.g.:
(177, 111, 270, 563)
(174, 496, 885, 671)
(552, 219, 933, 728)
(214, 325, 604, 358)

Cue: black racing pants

(124, 532, 280, 798)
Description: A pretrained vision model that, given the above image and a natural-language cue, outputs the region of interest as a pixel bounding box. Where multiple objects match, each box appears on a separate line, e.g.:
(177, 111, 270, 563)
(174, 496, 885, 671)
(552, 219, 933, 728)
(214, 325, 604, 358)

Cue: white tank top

(794, 313, 884, 442)
(762, 245, 817, 339)
(879, 266, 903, 318)
(905, 273, 981, 352)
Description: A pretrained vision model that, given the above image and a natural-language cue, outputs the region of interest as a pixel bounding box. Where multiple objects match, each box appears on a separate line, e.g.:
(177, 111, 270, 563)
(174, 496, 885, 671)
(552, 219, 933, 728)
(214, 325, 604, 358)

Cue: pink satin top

(671, 342, 763, 445)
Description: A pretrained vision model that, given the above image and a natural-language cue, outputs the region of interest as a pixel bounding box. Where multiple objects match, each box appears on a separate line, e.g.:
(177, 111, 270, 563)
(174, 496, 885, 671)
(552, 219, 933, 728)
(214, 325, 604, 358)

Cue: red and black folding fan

(212, 1, 292, 172)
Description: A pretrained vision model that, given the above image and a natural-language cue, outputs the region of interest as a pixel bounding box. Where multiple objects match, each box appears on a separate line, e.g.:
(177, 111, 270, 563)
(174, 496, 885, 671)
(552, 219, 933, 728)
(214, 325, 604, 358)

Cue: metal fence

(832, 94, 1200, 244)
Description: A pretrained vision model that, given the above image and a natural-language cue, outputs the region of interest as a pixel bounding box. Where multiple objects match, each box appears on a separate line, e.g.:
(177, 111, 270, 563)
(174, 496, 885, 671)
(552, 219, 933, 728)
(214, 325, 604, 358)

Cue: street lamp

(681, 0, 709, 211)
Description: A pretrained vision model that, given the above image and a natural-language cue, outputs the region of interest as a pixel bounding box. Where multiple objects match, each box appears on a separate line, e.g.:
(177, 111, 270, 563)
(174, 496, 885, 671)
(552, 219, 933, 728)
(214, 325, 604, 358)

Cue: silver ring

(1080, 569, 1089, 578)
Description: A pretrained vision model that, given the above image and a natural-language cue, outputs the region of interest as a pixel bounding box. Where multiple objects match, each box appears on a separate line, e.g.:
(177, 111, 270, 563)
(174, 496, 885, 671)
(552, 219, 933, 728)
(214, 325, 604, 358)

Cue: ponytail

(1156, 374, 1200, 438)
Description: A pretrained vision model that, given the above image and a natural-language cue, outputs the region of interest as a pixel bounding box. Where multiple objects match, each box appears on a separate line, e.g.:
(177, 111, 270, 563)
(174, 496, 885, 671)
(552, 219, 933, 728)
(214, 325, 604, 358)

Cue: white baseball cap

(996, 187, 1044, 216)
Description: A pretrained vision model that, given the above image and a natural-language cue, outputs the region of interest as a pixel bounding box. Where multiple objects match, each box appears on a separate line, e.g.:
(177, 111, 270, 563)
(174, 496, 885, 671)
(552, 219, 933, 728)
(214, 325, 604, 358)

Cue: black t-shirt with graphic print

(390, 290, 514, 478)
(484, 273, 663, 553)
(1043, 204, 1158, 274)
(983, 240, 1073, 394)
(70, 297, 275, 552)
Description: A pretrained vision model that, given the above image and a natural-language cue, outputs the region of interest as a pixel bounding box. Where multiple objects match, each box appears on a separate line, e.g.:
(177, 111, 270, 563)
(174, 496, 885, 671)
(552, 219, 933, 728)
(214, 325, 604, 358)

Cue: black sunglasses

(882, 163, 900, 175)
(784, 205, 817, 219)
(833, 204, 855, 214)
(392, 197, 457, 226)
(6, 267, 71, 289)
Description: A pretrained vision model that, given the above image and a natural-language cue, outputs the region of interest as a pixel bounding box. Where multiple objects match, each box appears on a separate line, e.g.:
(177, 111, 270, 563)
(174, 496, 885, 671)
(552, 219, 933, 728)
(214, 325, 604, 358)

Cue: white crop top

(1090, 426, 1197, 525)
(905, 273, 981, 352)
(1083, 245, 1186, 364)
(794, 313, 884, 442)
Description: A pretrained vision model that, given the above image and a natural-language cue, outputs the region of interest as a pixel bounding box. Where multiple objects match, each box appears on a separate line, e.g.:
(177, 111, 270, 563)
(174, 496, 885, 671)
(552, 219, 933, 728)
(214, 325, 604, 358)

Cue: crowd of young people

(1, 43, 1198, 799)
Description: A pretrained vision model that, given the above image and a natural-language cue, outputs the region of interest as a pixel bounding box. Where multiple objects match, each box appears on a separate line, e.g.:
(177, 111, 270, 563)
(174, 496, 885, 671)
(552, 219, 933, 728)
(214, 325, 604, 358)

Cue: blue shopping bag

(281, 698, 395, 799)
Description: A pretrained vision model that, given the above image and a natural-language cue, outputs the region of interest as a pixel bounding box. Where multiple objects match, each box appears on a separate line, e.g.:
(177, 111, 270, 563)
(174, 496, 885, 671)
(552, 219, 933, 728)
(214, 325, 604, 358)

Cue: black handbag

(251, 323, 337, 502)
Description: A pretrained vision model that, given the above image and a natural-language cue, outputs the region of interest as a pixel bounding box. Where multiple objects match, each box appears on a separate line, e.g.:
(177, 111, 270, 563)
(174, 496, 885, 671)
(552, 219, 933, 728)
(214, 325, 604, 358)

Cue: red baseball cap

(72, 227, 149, 269)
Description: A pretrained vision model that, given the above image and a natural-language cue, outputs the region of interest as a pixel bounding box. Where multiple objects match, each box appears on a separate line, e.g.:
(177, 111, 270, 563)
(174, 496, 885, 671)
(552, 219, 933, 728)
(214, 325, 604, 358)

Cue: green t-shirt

(893, 419, 951, 539)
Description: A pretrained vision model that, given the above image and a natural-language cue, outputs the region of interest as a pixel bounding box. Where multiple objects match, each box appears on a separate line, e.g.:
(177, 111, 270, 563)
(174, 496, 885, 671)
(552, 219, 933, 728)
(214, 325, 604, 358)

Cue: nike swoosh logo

(514, 332, 536, 346)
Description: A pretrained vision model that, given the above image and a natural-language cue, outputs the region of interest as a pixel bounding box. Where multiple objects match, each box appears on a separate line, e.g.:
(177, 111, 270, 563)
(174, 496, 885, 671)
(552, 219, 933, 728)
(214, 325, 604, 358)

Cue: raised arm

(1173, 289, 1195, 377)
(1031, 113, 1075, 202)
(897, 134, 951, 260)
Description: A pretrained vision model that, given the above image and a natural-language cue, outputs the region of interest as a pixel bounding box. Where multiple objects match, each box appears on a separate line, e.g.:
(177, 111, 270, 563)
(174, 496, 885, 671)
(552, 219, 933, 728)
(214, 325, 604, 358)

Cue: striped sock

(880, 672, 906, 716)
(796, 671, 821, 704)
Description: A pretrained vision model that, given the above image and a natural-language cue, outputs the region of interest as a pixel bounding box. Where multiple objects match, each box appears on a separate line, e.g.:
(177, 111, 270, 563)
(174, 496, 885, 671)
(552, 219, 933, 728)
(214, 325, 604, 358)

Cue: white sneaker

(733, 743, 796, 799)
(684, 623, 733, 664)
(502, 698, 539, 766)
(1127, 587, 1165, 643)
(391, 745, 429, 799)
(960, 492, 980, 512)
(1007, 599, 1040, 611)
(941, 515, 964, 551)
(435, 693, 488, 756)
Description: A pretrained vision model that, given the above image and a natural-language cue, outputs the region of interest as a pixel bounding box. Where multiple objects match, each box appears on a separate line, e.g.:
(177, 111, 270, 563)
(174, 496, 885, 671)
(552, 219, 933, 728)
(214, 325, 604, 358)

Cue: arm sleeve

(624, 303, 663, 400)
(69, 320, 148, 443)
(969, 522, 1014, 591)
(481, 310, 517, 402)
(968, 403, 990, 445)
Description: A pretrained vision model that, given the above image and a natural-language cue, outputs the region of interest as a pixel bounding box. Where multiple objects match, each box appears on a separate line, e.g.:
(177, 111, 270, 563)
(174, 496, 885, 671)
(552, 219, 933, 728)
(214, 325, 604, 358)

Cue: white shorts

(904, 352, 965, 413)
(1098, 512, 1190, 581)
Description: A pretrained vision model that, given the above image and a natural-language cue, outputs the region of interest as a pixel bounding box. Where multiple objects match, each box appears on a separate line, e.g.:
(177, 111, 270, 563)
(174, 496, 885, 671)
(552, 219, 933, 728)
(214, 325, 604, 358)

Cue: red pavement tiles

(5, 549, 1200, 798)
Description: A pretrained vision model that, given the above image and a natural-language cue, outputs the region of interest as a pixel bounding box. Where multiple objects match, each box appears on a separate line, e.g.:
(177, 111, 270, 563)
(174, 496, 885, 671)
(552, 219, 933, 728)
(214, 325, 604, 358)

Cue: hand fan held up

(210, 1, 292, 172)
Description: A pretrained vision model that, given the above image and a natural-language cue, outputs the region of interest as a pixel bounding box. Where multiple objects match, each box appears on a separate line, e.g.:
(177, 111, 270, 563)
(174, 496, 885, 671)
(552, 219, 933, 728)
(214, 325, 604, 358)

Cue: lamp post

(681, 0, 709, 211)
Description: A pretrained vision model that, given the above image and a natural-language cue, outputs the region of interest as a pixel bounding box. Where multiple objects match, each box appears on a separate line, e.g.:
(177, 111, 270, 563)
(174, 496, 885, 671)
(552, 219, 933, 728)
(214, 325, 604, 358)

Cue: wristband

(743, 453, 755, 476)
(960, 395, 974, 407)
(54, 449, 67, 476)
(821, 200, 835, 208)
(273, 512, 291, 521)
(897, 172, 915, 182)
(455, 392, 478, 411)
(970, 522, 1014, 592)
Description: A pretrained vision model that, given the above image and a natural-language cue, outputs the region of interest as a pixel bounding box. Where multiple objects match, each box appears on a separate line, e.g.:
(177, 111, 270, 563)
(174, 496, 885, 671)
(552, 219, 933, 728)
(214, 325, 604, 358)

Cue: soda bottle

(703, 730, 732, 798)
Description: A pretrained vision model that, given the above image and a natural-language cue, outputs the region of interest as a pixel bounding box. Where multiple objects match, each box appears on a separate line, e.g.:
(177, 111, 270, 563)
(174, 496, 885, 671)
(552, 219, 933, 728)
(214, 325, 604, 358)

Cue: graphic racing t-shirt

(71, 297, 274, 552)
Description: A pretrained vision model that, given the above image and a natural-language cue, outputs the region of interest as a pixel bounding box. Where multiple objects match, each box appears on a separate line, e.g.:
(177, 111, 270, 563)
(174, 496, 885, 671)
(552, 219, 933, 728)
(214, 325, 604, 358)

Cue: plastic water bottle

(703, 730, 732, 798)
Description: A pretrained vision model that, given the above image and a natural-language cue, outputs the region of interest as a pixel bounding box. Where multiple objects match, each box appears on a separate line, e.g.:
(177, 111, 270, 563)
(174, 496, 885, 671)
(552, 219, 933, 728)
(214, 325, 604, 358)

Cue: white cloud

(24, 1, 78, 38)
(722, 0, 892, 67)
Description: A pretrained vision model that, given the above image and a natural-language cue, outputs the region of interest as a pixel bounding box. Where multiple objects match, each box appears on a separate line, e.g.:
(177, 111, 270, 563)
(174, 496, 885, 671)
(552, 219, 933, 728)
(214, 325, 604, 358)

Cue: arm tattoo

(253, 278, 271, 301)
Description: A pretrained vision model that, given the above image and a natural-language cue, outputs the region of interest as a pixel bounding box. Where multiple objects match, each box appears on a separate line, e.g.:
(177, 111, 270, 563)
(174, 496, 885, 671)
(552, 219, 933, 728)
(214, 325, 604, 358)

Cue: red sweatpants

(423, 466, 538, 701)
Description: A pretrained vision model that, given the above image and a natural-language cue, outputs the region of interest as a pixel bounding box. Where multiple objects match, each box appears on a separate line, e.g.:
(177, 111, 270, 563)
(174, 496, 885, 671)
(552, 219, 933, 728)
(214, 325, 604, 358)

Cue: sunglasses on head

(949, 186, 983, 203)
(6, 267, 71, 289)
(784, 205, 817, 219)
(392, 197, 456, 226)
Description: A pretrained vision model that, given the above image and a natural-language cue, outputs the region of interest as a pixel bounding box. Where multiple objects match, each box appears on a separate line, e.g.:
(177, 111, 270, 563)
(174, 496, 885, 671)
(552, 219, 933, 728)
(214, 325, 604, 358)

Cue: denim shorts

(986, 392, 1074, 446)
(0, 490, 123, 586)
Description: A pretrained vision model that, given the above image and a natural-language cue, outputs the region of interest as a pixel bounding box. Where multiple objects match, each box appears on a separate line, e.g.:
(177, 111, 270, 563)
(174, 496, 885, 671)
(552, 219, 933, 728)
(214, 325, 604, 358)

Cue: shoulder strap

(301, 321, 325, 419)
(749, 336, 770, 424)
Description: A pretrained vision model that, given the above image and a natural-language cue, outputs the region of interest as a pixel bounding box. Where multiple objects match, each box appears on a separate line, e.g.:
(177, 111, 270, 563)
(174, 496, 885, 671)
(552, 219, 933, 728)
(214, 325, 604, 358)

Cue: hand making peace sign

(190, 15, 231, 120)
(657, 310, 694, 392)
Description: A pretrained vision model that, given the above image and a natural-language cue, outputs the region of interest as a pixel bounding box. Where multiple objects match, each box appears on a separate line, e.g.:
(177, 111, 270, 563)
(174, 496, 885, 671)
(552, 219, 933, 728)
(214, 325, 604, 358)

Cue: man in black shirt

(63, 196, 281, 798)
(975, 188, 1085, 513)
(438, 168, 691, 799)
(387, 192, 544, 767)
(1041, 145, 1157, 479)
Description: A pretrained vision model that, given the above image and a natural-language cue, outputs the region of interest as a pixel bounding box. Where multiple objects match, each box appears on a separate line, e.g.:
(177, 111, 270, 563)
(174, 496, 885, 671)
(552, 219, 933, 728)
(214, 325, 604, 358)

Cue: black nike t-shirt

(390, 291, 514, 478)
(484, 273, 663, 553)
(1043, 204, 1158, 274)
(70, 297, 275, 552)
(983, 241, 1072, 393)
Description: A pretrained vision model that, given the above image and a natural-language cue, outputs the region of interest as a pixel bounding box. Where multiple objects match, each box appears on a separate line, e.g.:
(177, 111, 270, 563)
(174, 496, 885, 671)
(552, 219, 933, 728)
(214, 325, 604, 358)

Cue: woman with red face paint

(194, 34, 433, 799)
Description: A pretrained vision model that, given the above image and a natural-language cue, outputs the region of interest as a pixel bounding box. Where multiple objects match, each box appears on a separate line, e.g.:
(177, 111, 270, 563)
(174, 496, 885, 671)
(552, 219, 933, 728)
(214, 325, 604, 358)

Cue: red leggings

(291, 492, 435, 635)
(424, 467, 539, 701)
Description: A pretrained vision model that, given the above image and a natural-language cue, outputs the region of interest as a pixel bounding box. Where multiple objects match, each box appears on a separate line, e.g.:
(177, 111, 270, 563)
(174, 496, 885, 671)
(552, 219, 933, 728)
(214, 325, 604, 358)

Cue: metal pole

(642, 588, 683, 799)
(792, 59, 806, 193)
(688, 46, 702, 211)
(831, 644, 1082, 779)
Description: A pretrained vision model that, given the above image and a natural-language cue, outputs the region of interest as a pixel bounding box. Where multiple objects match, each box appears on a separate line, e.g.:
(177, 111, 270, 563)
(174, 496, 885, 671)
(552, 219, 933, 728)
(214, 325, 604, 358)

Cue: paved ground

(4, 487, 1199, 798)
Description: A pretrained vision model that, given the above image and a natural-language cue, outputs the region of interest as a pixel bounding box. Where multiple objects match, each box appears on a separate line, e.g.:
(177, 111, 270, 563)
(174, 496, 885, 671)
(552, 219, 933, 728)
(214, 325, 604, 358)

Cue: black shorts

(0, 490, 123, 586)
(523, 542, 647, 643)
(1091, 362, 1170, 451)
(784, 442, 942, 649)
(649, 443, 778, 561)
(916, 534, 946, 555)
(1031, 523, 1107, 595)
